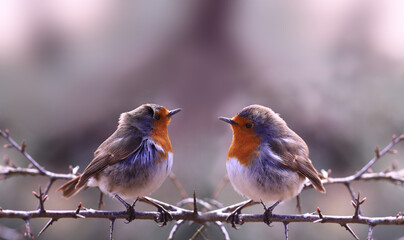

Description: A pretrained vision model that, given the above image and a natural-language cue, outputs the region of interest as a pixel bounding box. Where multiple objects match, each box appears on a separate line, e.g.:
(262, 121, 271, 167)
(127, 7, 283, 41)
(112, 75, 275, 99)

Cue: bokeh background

(1, 0, 404, 239)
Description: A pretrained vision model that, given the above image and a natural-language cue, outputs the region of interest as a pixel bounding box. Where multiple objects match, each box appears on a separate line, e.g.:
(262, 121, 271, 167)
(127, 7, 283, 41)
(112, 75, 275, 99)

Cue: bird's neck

(151, 126, 172, 160)
(227, 129, 261, 166)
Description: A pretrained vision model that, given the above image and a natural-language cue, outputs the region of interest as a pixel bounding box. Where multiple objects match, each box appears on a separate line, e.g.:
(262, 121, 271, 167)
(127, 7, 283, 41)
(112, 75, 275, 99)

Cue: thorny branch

(1, 129, 404, 239)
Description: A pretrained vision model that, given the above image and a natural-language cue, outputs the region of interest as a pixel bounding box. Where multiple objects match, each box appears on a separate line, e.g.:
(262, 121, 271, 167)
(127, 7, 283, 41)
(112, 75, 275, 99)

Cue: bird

(219, 104, 325, 227)
(57, 104, 181, 223)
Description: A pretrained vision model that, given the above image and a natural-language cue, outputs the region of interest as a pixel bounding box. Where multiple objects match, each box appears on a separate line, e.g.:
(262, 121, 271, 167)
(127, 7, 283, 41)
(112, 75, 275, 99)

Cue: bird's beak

(218, 117, 238, 125)
(167, 108, 182, 117)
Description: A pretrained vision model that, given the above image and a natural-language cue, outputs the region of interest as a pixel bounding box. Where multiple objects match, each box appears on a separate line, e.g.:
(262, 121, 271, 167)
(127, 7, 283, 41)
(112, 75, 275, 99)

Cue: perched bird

(58, 104, 181, 222)
(219, 104, 325, 226)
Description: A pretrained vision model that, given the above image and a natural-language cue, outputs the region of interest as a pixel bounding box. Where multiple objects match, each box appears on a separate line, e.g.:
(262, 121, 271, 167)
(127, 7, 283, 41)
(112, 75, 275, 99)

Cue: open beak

(218, 117, 238, 125)
(167, 108, 182, 117)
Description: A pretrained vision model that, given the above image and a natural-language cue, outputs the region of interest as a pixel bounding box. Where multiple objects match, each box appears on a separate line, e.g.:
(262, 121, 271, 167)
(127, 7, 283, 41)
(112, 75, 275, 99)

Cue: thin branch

(43, 178, 56, 196)
(193, 192, 198, 215)
(344, 183, 363, 215)
(351, 193, 366, 219)
(168, 219, 185, 240)
(32, 187, 47, 213)
(2, 130, 404, 239)
(284, 222, 289, 240)
(24, 218, 33, 239)
(1, 207, 404, 226)
(214, 221, 230, 240)
(354, 134, 404, 179)
(1, 130, 47, 174)
(38, 218, 56, 237)
(169, 172, 189, 200)
(109, 218, 115, 240)
(98, 192, 105, 210)
(189, 225, 206, 240)
(212, 175, 229, 200)
(367, 225, 374, 240)
(341, 224, 359, 240)
(295, 195, 302, 214)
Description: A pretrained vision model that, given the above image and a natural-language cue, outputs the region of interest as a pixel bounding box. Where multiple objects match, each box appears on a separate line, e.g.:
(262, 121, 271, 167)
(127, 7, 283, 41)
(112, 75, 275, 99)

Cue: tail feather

(57, 176, 84, 198)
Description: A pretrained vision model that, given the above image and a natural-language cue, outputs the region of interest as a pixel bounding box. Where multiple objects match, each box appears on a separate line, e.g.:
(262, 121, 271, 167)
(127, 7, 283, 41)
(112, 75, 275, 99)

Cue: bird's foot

(261, 200, 280, 226)
(115, 194, 137, 223)
(226, 208, 242, 229)
(226, 200, 253, 229)
(140, 197, 172, 227)
(156, 205, 172, 227)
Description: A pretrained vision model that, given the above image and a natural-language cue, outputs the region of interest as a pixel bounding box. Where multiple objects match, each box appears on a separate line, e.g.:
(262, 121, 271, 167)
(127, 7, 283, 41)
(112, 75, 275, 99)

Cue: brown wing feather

(269, 134, 326, 193)
(76, 128, 142, 189)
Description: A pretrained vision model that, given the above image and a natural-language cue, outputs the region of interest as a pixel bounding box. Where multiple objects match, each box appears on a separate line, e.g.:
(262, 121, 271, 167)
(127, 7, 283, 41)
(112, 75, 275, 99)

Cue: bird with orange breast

(58, 104, 181, 224)
(219, 104, 325, 227)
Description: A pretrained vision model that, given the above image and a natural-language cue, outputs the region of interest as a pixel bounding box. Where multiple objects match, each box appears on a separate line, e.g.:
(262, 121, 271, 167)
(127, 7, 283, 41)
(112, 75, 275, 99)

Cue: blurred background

(1, 0, 404, 239)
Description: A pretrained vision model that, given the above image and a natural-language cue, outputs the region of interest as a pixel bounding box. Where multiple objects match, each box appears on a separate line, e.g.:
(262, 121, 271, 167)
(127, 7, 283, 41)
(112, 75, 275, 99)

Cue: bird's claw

(226, 209, 243, 229)
(155, 206, 173, 227)
(262, 200, 280, 226)
(124, 201, 137, 223)
(263, 208, 273, 226)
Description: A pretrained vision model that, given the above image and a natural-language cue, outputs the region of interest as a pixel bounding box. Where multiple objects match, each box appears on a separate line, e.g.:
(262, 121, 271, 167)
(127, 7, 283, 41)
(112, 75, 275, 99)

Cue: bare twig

(354, 134, 404, 179)
(189, 225, 206, 240)
(1, 130, 47, 174)
(344, 183, 363, 215)
(367, 225, 374, 240)
(109, 218, 115, 240)
(1, 207, 404, 226)
(38, 218, 56, 237)
(351, 193, 366, 219)
(169, 172, 189, 200)
(212, 175, 229, 200)
(32, 187, 47, 213)
(193, 192, 198, 215)
(24, 218, 33, 238)
(98, 192, 105, 210)
(215, 221, 230, 240)
(168, 220, 185, 240)
(284, 222, 289, 240)
(2, 130, 404, 239)
(295, 195, 302, 214)
(341, 224, 359, 240)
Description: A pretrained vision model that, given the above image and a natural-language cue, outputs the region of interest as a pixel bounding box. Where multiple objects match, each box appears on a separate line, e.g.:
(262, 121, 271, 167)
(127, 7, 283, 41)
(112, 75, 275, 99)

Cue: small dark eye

(246, 123, 252, 128)
(155, 114, 161, 120)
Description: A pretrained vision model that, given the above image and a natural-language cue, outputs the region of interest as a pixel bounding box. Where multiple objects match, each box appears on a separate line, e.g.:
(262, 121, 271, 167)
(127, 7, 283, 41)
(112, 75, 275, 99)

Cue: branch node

(21, 140, 27, 153)
(76, 202, 82, 214)
(317, 207, 323, 219)
(352, 192, 366, 218)
(374, 147, 380, 158)
(33, 186, 47, 213)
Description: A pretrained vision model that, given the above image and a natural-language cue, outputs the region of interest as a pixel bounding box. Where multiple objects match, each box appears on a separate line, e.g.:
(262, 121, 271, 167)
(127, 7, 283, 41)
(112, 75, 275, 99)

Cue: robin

(57, 104, 181, 224)
(219, 104, 325, 227)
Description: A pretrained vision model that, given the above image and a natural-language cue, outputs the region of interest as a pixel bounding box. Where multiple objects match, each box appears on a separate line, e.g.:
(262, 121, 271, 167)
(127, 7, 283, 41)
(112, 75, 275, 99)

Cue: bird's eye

(246, 123, 252, 128)
(155, 114, 161, 120)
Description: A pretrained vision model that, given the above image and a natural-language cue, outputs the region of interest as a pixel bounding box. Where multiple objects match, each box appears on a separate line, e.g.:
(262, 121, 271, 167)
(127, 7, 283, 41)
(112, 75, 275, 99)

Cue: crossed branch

(1, 129, 404, 239)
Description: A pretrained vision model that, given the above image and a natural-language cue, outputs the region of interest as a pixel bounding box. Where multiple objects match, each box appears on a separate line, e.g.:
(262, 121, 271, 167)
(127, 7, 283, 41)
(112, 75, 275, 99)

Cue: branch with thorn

(1, 129, 404, 239)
